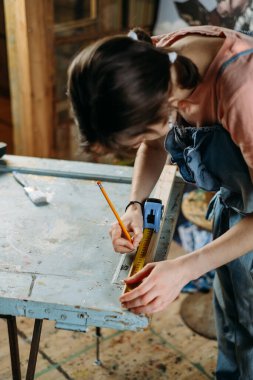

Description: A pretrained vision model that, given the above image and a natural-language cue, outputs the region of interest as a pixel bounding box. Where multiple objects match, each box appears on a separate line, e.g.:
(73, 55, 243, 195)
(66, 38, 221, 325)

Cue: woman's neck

(168, 35, 224, 77)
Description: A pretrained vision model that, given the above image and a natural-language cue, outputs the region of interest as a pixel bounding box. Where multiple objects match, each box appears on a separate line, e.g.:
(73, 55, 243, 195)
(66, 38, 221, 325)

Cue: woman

(68, 26, 253, 379)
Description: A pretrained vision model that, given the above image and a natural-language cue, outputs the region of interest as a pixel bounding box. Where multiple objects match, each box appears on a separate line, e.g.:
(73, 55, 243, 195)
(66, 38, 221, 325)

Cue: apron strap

(216, 48, 253, 81)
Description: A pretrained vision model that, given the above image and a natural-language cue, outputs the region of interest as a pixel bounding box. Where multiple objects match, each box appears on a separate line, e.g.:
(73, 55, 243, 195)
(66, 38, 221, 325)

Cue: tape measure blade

(124, 228, 153, 293)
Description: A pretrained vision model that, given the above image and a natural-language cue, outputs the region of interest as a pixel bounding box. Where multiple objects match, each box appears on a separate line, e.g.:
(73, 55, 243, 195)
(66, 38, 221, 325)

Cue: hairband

(127, 31, 177, 65)
(168, 51, 177, 63)
(127, 30, 138, 41)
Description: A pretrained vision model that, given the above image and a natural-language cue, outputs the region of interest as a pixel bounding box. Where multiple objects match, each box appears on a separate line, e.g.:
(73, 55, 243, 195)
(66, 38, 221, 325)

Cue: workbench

(0, 155, 184, 379)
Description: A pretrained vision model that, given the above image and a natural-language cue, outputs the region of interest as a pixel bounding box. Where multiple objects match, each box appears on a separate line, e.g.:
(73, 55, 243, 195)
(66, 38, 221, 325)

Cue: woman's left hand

(120, 257, 190, 315)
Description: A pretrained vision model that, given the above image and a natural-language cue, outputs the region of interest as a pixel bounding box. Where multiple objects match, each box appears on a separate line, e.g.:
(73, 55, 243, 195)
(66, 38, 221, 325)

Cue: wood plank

(111, 166, 183, 286)
(145, 164, 177, 263)
(155, 175, 185, 262)
(3, 0, 55, 157)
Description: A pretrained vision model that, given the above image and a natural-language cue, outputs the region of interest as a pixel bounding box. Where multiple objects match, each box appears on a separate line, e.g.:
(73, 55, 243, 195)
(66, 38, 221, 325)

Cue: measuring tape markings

(124, 228, 153, 293)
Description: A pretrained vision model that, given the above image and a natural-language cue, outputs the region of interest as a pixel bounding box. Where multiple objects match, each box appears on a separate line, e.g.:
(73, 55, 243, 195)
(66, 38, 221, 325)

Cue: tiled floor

(0, 242, 217, 380)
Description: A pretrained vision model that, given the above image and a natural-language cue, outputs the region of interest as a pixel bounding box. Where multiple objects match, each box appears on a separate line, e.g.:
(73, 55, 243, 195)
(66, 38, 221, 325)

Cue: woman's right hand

(109, 204, 143, 253)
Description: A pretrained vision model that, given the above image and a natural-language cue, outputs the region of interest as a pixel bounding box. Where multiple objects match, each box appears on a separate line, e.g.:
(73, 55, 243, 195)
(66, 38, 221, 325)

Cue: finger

(131, 227, 143, 248)
(113, 239, 135, 253)
(129, 297, 163, 315)
(120, 273, 154, 303)
(144, 301, 168, 315)
(124, 263, 155, 284)
(115, 247, 135, 254)
(110, 223, 135, 251)
(109, 223, 122, 240)
(121, 288, 157, 310)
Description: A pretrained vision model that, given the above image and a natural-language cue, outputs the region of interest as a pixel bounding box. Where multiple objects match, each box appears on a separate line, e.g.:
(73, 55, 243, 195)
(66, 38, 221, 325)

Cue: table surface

(0, 155, 183, 332)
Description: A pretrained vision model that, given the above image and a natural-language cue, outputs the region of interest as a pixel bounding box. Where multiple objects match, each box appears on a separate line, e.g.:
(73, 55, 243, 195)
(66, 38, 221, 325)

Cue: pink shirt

(154, 26, 253, 168)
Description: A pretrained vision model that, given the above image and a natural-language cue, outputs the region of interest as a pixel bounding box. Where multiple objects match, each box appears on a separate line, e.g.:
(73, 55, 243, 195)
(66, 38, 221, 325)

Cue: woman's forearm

(183, 214, 253, 282)
(110, 137, 167, 253)
(130, 138, 168, 202)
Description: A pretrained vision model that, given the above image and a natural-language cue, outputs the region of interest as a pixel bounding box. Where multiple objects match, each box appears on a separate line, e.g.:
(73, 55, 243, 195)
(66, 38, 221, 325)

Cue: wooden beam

(4, 0, 55, 157)
(145, 164, 177, 263)
(121, 164, 179, 294)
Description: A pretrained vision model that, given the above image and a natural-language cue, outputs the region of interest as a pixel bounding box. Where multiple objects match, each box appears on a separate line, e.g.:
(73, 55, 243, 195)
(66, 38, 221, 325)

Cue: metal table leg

(5, 315, 22, 380)
(26, 319, 43, 380)
(94, 326, 102, 366)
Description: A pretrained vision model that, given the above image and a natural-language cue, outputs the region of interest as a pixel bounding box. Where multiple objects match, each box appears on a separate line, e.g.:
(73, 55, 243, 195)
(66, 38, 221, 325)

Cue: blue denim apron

(165, 49, 253, 379)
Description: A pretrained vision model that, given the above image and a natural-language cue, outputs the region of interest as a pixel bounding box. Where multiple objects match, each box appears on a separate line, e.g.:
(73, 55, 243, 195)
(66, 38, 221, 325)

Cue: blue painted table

(0, 155, 184, 379)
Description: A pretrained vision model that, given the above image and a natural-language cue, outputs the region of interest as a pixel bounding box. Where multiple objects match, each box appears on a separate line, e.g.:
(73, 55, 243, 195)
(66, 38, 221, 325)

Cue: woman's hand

(118, 213, 253, 315)
(109, 204, 143, 253)
(120, 257, 190, 314)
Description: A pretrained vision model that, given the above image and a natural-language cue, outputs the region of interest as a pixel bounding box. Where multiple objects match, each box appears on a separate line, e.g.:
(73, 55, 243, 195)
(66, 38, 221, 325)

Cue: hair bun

(127, 30, 138, 40)
(128, 27, 152, 44)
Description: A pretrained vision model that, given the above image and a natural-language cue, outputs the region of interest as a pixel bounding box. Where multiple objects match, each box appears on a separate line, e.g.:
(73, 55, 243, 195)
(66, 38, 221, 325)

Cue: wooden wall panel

(4, 0, 55, 157)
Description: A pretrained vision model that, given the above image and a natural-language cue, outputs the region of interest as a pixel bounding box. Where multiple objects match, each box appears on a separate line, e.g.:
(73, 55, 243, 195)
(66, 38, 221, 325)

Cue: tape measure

(124, 228, 153, 292)
(124, 198, 163, 293)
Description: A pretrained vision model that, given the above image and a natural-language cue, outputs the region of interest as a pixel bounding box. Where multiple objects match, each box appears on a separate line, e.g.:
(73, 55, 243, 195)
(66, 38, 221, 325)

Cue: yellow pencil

(97, 181, 132, 244)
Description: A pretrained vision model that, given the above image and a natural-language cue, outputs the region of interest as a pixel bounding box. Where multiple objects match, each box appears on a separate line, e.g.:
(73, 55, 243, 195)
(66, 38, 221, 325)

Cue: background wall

(1, 0, 252, 162)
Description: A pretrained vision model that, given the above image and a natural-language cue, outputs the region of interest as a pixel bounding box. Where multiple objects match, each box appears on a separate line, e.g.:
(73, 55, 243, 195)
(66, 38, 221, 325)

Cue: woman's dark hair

(67, 27, 200, 149)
